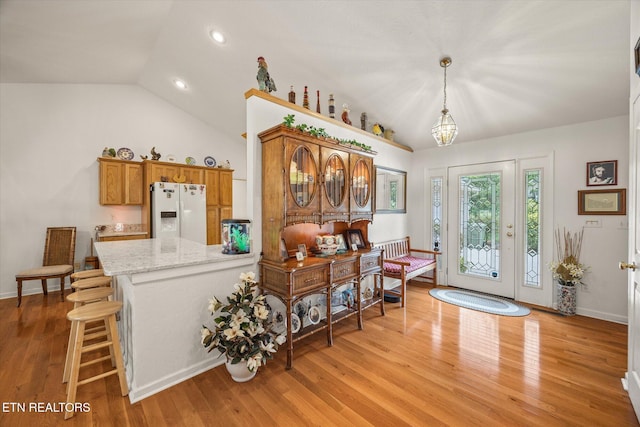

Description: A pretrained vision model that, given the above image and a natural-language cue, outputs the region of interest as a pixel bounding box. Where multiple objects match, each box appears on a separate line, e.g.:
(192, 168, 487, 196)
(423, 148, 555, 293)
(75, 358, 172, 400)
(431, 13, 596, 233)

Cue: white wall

(0, 83, 247, 300)
(410, 116, 629, 322)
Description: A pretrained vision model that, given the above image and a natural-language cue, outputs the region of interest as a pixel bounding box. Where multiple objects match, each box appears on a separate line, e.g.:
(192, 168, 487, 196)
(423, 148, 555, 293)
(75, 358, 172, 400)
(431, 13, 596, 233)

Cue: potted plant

(549, 228, 588, 315)
(200, 272, 286, 381)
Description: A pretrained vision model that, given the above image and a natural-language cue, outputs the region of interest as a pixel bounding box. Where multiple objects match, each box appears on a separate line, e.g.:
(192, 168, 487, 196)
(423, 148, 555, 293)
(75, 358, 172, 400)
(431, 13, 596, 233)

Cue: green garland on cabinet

(282, 114, 373, 153)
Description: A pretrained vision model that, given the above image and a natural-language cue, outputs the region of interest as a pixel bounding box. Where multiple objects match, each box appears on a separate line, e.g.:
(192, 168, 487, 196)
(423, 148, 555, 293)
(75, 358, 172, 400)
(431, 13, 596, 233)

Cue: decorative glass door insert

(447, 161, 515, 298)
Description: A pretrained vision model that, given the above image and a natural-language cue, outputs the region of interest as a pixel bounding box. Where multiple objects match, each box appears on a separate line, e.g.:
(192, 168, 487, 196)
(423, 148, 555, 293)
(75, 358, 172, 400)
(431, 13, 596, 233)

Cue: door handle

(506, 231, 513, 237)
(619, 262, 638, 271)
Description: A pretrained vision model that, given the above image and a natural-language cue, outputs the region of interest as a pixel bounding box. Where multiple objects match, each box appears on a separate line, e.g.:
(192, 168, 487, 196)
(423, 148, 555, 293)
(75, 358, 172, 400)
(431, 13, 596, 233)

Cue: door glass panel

(525, 169, 541, 287)
(324, 154, 346, 207)
(289, 146, 317, 207)
(352, 159, 370, 207)
(459, 173, 501, 279)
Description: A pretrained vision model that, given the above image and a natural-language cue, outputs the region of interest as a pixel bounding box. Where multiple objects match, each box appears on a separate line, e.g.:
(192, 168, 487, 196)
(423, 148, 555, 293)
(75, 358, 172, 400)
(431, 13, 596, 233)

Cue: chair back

(43, 227, 76, 266)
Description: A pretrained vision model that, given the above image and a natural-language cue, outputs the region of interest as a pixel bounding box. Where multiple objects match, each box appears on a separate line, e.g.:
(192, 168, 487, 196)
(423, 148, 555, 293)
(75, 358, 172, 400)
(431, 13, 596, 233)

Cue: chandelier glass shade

(432, 57, 458, 147)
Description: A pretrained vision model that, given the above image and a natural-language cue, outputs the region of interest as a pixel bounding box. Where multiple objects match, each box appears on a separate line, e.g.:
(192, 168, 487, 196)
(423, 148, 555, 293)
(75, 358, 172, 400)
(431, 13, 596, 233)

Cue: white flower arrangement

(549, 228, 589, 286)
(201, 271, 286, 372)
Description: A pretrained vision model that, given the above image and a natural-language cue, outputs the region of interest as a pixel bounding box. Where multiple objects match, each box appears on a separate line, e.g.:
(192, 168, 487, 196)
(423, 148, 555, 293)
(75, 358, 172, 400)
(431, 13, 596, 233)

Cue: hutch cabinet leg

(327, 288, 333, 347)
(356, 279, 363, 330)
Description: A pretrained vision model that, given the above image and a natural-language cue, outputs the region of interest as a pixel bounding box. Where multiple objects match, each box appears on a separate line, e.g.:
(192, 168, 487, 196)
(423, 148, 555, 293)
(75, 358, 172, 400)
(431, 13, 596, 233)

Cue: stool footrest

(77, 368, 117, 386)
(81, 340, 112, 353)
(84, 330, 108, 341)
(79, 355, 112, 369)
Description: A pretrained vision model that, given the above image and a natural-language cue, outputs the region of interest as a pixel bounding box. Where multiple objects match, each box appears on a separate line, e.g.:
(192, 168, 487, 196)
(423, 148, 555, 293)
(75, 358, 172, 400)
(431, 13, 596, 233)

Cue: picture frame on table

(297, 244, 307, 258)
(280, 238, 289, 259)
(578, 188, 626, 215)
(346, 229, 366, 249)
(586, 160, 617, 186)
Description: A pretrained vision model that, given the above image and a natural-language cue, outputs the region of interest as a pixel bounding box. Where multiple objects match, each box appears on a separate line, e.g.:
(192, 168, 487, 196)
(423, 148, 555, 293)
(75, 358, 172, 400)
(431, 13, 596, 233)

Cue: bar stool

(64, 301, 128, 419)
(70, 269, 105, 282)
(63, 287, 114, 383)
(71, 275, 111, 291)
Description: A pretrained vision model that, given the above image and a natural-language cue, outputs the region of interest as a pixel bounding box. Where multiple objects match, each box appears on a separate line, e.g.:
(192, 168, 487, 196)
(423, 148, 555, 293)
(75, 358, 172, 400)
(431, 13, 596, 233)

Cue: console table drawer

(291, 266, 329, 293)
(332, 258, 358, 283)
(360, 251, 382, 275)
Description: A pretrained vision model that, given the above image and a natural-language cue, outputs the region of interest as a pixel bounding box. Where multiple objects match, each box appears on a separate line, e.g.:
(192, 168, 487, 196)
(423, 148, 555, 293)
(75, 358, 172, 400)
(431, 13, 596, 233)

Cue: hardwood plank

(0, 286, 637, 426)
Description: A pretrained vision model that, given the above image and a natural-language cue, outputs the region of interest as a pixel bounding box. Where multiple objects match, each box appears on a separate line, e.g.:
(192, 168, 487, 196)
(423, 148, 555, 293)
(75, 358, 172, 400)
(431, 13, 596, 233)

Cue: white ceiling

(0, 0, 631, 150)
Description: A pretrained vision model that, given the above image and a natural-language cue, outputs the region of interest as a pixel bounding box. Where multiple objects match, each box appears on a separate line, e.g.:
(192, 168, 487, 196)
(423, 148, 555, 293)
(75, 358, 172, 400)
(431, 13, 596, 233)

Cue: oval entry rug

(429, 288, 530, 317)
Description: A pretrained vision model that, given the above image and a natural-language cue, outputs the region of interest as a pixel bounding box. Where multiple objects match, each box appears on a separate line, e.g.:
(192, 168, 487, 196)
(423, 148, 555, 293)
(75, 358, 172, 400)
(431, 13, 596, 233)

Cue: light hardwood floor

(0, 284, 637, 426)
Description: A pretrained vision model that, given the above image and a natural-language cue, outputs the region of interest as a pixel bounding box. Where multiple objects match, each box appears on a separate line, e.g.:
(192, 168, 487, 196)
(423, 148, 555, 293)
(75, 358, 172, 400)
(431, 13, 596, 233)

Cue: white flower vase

(225, 360, 257, 382)
(556, 281, 576, 316)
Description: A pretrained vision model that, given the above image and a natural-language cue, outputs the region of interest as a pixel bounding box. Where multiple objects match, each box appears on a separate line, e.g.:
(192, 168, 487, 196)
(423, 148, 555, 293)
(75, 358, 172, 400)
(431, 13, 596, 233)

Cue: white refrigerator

(150, 182, 207, 244)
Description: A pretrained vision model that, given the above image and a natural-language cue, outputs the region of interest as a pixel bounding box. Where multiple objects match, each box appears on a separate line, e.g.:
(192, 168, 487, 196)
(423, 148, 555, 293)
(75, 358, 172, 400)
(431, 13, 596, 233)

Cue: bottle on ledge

(328, 94, 335, 118)
(316, 90, 321, 114)
(302, 86, 309, 109)
(288, 86, 296, 104)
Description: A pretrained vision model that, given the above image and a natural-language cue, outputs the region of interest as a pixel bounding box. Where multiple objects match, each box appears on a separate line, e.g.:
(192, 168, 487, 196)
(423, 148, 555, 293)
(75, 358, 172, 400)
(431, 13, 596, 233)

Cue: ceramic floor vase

(225, 360, 257, 382)
(556, 281, 577, 316)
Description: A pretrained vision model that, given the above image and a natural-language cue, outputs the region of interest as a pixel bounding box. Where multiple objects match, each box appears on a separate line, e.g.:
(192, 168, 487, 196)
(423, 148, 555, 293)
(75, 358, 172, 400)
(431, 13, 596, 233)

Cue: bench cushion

(384, 256, 435, 275)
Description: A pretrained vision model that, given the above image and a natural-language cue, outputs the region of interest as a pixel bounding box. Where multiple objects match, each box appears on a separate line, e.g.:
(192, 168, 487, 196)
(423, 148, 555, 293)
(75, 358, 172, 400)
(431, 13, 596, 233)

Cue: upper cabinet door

(285, 140, 320, 221)
(350, 155, 373, 216)
(320, 147, 349, 222)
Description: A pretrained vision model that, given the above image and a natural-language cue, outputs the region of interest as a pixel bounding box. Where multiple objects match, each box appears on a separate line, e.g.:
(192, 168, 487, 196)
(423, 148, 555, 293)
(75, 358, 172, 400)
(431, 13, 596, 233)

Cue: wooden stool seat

(66, 287, 113, 306)
(71, 269, 104, 281)
(64, 301, 127, 419)
(71, 276, 111, 291)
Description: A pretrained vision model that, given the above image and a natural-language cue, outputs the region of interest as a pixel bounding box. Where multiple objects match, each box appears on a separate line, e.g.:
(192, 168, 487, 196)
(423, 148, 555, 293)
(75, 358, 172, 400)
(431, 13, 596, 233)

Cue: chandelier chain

(443, 65, 447, 111)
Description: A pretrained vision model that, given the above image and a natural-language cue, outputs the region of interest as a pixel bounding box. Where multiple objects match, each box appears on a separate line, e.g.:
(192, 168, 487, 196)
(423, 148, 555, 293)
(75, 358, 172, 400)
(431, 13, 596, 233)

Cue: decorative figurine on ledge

(256, 56, 277, 93)
(341, 104, 352, 126)
(151, 146, 161, 161)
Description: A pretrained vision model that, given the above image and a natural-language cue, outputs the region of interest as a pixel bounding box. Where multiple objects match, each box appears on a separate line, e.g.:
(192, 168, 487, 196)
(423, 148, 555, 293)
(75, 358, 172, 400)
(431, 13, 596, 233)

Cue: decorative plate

(204, 156, 217, 168)
(117, 147, 134, 160)
(294, 300, 308, 319)
(290, 313, 301, 333)
(265, 295, 286, 334)
(185, 156, 196, 165)
(166, 154, 177, 162)
(308, 305, 321, 325)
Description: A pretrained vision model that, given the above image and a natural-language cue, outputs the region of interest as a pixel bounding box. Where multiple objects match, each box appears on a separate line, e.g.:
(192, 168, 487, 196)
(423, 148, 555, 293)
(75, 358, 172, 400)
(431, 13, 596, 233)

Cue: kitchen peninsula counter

(94, 237, 255, 403)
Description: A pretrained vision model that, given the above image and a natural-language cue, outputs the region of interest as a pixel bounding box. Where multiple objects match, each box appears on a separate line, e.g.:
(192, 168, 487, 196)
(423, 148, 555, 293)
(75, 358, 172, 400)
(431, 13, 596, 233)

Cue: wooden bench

(373, 236, 440, 307)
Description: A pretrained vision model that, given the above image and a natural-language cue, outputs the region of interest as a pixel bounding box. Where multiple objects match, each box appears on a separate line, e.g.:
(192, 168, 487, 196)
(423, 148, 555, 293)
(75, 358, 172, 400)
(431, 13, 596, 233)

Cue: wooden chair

(15, 227, 76, 307)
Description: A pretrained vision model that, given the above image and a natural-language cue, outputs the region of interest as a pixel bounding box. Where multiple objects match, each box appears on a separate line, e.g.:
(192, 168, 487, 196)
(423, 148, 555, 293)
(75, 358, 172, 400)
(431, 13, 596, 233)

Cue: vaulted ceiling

(0, 0, 630, 150)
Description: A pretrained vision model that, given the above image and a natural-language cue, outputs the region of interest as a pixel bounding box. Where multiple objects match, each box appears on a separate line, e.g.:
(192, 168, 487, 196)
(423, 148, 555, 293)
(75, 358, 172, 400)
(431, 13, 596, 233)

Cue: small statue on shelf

(256, 56, 277, 93)
(151, 146, 161, 161)
(341, 104, 352, 126)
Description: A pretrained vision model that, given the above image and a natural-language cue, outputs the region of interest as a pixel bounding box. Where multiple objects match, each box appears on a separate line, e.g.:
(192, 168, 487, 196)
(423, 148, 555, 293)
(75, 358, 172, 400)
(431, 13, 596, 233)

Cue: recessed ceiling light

(173, 79, 188, 90)
(210, 29, 225, 44)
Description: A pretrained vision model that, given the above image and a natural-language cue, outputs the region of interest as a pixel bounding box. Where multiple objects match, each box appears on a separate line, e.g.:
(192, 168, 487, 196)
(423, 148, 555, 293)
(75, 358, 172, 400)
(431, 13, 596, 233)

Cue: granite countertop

(94, 237, 253, 276)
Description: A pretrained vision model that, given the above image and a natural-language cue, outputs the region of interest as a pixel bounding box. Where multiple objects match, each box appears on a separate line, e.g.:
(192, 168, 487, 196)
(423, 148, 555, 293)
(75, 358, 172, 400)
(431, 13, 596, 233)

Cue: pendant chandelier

(431, 57, 458, 147)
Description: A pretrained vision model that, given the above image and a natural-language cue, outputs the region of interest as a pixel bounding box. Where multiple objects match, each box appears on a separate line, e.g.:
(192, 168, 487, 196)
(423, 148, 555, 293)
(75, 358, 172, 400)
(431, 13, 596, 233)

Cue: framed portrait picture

(578, 188, 626, 215)
(297, 244, 307, 258)
(280, 238, 289, 259)
(346, 229, 366, 249)
(586, 160, 617, 186)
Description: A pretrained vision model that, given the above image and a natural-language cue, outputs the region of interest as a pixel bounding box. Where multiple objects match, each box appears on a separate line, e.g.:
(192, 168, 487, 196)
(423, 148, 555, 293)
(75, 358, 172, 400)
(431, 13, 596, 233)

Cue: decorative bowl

(318, 243, 338, 255)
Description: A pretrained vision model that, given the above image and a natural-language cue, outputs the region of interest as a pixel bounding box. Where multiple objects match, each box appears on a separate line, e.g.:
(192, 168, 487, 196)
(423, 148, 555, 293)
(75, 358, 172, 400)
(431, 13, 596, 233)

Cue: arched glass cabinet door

(352, 158, 370, 207)
(289, 145, 317, 207)
(324, 154, 347, 207)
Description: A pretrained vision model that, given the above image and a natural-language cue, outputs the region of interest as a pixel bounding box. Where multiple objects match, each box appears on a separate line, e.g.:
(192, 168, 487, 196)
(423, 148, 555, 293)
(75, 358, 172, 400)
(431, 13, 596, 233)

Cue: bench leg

(16, 279, 22, 307)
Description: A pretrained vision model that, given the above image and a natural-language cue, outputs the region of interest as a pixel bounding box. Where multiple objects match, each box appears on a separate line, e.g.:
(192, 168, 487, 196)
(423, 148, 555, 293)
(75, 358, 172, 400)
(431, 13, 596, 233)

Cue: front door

(625, 92, 640, 418)
(447, 161, 516, 298)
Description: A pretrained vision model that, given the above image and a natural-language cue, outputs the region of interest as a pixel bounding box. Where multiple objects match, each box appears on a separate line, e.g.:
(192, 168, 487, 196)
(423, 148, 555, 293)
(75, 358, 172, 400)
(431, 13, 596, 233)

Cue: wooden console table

(259, 247, 383, 369)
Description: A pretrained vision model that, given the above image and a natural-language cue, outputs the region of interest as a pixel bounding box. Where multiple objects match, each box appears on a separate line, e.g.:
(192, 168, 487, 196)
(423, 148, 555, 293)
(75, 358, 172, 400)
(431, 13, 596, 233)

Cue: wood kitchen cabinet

(140, 160, 232, 244)
(98, 157, 143, 205)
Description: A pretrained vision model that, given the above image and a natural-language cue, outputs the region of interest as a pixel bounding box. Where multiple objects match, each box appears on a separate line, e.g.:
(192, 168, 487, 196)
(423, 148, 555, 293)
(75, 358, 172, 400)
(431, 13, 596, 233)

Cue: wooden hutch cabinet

(98, 158, 144, 205)
(258, 124, 383, 369)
